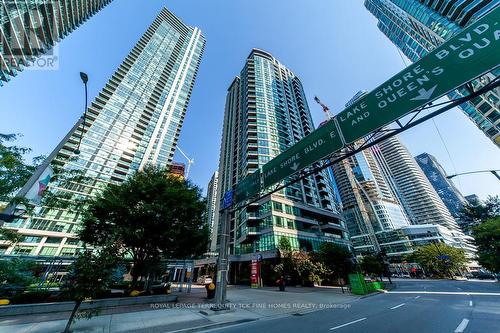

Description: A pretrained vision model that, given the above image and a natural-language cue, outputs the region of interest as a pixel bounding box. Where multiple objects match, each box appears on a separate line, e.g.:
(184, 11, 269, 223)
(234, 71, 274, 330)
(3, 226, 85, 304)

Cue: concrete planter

(0, 294, 177, 317)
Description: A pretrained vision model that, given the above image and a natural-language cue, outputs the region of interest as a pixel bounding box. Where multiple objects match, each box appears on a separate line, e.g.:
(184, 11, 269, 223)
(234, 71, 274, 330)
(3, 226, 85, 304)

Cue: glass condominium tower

(332, 143, 411, 254)
(0, 0, 113, 85)
(365, 0, 500, 147)
(370, 135, 477, 256)
(1, 8, 205, 257)
(216, 49, 350, 257)
(415, 152, 466, 219)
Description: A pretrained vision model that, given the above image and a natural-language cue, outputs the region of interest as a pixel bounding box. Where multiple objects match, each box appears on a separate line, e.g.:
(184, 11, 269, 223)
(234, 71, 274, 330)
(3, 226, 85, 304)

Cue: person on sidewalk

(277, 276, 286, 291)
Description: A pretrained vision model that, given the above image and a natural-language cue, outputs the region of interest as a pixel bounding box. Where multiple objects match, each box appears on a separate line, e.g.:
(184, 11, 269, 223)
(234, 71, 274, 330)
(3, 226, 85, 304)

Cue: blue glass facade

(365, 0, 500, 147)
(415, 152, 466, 218)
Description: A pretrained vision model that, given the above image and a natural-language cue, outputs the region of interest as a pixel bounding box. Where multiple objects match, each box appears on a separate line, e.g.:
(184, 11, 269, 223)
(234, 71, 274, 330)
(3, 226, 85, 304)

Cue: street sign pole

(214, 208, 230, 309)
(214, 190, 234, 310)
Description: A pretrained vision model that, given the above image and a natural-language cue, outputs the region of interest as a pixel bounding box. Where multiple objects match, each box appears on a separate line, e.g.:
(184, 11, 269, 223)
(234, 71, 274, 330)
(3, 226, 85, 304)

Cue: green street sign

(233, 6, 500, 205)
(262, 120, 343, 188)
(336, 6, 500, 144)
(234, 169, 261, 204)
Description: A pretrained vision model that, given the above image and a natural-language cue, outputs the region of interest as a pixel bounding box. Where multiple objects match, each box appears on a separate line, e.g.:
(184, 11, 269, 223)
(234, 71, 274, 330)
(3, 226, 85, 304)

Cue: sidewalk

(0, 285, 359, 333)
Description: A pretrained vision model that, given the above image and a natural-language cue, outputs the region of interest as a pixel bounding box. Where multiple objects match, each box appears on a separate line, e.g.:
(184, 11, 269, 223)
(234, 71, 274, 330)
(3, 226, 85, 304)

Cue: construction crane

(314, 96, 333, 120)
(316, 96, 381, 252)
(176, 146, 194, 178)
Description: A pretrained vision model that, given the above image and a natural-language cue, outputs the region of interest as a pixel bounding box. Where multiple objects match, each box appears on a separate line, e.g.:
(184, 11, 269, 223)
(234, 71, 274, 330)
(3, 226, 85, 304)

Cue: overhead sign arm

(233, 78, 499, 211)
(232, 6, 500, 205)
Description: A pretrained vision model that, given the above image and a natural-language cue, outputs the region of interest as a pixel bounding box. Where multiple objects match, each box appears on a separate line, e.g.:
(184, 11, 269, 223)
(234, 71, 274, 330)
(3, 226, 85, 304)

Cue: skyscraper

(415, 152, 466, 219)
(365, 0, 500, 147)
(370, 135, 476, 255)
(331, 91, 410, 254)
(332, 144, 411, 254)
(216, 49, 350, 262)
(0, 8, 205, 257)
(206, 171, 219, 253)
(0, 0, 113, 85)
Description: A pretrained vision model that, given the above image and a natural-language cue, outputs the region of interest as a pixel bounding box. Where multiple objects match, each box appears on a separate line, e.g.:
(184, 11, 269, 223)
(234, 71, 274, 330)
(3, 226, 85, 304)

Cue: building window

(39, 247, 58, 256)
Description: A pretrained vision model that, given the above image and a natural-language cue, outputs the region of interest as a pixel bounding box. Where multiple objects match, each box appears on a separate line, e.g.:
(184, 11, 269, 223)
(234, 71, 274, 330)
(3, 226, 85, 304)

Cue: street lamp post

(447, 170, 500, 182)
(1, 73, 89, 225)
(74, 72, 89, 155)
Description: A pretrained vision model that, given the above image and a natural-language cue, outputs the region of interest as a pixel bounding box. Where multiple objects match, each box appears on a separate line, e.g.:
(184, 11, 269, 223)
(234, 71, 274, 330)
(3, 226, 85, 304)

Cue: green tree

(62, 247, 119, 333)
(407, 243, 467, 278)
(360, 255, 384, 278)
(275, 237, 294, 279)
(293, 250, 327, 286)
(316, 242, 353, 283)
(0, 227, 21, 244)
(78, 166, 208, 288)
(0, 258, 39, 296)
(0, 133, 44, 201)
(472, 217, 500, 273)
(460, 195, 500, 232)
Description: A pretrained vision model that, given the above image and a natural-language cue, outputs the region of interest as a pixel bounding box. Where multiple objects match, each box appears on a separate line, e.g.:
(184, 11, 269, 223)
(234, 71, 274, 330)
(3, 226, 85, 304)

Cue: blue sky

(0, 0, 498, 199)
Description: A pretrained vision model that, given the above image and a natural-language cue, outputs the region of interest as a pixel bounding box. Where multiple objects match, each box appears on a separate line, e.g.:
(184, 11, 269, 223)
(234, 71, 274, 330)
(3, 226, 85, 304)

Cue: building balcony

(320, 222, 343, 233)
(237, 227, 262, 244)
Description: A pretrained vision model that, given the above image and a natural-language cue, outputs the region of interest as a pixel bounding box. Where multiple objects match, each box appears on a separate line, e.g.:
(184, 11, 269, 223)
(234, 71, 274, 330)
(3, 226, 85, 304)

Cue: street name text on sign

(233, 6, 500, 205)
(234, 169, 261, 204)
(262, 120, 343, 187)
(336, 6, 500, 143)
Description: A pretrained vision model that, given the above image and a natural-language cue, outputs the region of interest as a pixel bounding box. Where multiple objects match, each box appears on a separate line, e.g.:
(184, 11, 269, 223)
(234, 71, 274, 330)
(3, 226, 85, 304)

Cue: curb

(167, 318, 257, 333)
(359, 288, 392, 299)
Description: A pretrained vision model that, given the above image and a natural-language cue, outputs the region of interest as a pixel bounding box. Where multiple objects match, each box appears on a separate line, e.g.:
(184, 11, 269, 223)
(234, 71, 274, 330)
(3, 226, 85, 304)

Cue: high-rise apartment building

(0, 8, 205, 257)
(332, 91, 410, 254)
(216, 49, 350, 262)
(332, 144, 410, 254)
(0, 0, 113, 85)
(415, 152, 466, 218)
(365, 0, 500, 146)
(370, 135, 476, 255)
(206, 171, 219, 253)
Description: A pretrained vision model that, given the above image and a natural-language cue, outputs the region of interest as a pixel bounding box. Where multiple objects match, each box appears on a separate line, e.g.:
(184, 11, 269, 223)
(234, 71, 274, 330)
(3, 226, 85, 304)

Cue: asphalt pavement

(207, 279, 500, 333)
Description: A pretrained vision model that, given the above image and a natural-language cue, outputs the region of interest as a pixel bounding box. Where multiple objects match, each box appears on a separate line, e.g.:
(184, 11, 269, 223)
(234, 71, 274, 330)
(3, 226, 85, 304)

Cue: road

(207, 279, 500, 333)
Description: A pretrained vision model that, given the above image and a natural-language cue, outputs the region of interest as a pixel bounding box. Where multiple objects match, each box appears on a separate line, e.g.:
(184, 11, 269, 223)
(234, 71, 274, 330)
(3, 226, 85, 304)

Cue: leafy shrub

(10, 291, 51, 304)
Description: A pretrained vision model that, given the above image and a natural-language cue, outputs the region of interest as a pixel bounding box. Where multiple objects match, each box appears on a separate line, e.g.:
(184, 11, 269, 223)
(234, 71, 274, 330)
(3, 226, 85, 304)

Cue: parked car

(197, 275, 213, 285)
(476, 272, 496, 280)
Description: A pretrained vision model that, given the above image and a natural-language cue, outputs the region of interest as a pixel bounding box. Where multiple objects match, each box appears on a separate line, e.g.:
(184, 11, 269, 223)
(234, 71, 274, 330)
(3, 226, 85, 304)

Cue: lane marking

(329, 318, 367, 331)
(390, 303, 406, 310)
(469, 300, 473, 307)
(386, 291, 500, 296)
(454, 318, 469, 333)
(415, 296, 420, 299)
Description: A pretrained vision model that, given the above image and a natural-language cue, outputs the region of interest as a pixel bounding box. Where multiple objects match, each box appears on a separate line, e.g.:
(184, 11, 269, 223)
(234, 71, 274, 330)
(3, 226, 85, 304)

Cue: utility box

(348, 273, 368, 295)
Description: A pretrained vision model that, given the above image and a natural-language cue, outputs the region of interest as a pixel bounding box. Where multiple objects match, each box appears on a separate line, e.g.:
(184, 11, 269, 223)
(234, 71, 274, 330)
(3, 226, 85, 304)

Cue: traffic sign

(335, 6, 500, 143)
(222, 190, 234, 209)
(437, 255, 450, 260)
(232, 6, 500, 205)
(234, 169, 261, 204)
(262, 120, 343, 187)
